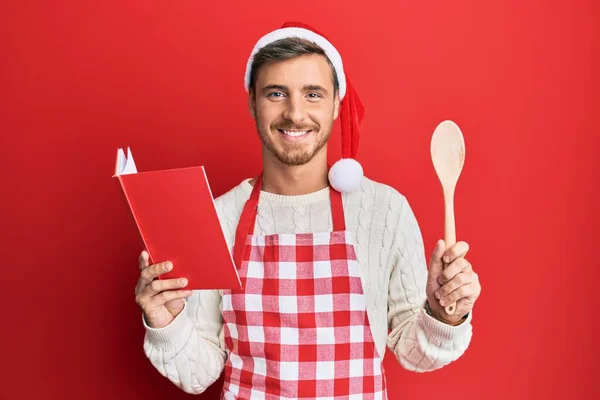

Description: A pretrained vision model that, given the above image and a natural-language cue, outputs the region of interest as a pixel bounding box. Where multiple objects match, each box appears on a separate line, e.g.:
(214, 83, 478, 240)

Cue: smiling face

(250, 53, 340, 166)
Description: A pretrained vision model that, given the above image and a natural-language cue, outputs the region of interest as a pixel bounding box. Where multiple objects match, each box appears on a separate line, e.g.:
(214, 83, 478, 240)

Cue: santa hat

(244, 22, 365, 193)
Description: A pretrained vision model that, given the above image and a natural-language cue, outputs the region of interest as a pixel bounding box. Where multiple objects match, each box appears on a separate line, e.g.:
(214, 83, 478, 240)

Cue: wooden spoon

(430, 120, 466, 315)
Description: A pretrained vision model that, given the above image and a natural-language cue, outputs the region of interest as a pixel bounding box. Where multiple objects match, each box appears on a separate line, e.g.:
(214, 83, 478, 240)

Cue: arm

(143, 289, 226, 394)
(386, 198, 473, 372)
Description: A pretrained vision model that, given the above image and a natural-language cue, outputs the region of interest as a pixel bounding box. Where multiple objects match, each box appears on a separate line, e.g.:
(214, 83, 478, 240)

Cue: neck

(256, 147, 329, 195)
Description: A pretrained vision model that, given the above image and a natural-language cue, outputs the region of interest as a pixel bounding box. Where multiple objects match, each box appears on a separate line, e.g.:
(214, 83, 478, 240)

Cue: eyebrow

(261, 84, 329, 95)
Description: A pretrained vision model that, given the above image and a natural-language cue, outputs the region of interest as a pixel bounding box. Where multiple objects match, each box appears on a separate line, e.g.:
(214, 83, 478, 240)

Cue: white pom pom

(328, 158, 363, 193)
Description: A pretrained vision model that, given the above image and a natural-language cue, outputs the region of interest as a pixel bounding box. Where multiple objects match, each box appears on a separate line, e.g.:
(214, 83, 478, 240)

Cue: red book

(113, 147, 241, 290)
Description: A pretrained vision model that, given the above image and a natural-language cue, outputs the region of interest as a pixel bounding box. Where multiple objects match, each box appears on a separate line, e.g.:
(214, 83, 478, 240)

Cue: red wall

(1, 1, 598, 399)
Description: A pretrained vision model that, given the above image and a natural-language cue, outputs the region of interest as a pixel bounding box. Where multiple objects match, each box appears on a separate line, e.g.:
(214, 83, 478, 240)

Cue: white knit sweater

(142, 177, 473, 395)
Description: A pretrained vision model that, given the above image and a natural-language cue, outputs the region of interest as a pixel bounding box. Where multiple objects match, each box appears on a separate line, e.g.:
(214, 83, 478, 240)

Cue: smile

(277, 129, 312, 140)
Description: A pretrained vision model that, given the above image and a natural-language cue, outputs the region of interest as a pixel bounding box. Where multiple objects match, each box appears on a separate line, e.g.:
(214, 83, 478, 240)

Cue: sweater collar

(240, 178, 331, 205)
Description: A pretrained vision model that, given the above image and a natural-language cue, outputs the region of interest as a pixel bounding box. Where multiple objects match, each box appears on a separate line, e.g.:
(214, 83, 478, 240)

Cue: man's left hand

(426, 239, 481, 325)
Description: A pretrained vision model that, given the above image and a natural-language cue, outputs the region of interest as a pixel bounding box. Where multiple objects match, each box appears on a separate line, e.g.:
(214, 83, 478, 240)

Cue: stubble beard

(256, 118, 333, 167)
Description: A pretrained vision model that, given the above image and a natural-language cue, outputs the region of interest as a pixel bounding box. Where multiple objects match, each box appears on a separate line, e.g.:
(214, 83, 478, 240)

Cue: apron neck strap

(233, 173, 346, 268)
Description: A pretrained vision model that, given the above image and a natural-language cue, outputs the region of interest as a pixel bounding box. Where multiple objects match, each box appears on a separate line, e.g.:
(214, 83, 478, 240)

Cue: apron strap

(233, 175, 261, 269)
(233, 173, 346, 269)
(329, 186, 345, 232)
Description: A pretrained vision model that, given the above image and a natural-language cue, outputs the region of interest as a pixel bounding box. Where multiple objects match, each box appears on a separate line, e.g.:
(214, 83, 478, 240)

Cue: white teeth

(281, 130, 309, 137)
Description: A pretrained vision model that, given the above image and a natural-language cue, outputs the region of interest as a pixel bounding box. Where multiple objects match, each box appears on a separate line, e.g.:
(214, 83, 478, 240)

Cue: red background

(1, 0, 598, 399)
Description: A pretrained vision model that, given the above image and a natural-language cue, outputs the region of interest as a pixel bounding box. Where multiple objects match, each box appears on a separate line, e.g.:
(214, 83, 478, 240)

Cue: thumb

(428, 239, 446, 277)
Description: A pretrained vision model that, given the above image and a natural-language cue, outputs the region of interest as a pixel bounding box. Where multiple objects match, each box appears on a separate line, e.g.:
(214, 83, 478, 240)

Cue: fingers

(443, 241, 469, 264)
(437, 257, 471, 286)
(438, 282, 479, 309)
(134, 255, 193, 320)
(147, 289, 193, 308)
(435, 268, 471, 299)
(138, 261, 173, 290)
(436, 268, 480, 307)
(135, 276, 191, 309)
(428, 239, 446, 277)
(135, 260, 172, 295)
(135, 287, 192, 315)
(145, 277, 189, 296)
(139, 250, 150, 271)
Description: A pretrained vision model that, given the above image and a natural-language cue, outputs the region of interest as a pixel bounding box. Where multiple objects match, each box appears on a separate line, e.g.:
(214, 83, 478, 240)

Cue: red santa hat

(244, 22, 365, 193)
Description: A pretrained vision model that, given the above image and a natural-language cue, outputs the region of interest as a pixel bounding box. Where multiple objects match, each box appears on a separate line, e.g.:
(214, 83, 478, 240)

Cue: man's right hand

(135, 251, 193, 329)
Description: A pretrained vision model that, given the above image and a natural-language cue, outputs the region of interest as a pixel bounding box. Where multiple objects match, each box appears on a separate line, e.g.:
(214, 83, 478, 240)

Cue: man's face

(250, 54, 340, 166)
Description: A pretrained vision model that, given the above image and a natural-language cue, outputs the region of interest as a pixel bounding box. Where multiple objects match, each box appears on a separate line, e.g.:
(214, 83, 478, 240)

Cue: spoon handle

(444, 190, 458, 315)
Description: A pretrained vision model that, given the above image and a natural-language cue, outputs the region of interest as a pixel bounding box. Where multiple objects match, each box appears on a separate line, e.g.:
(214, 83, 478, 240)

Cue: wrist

(425, 300, 468, 326)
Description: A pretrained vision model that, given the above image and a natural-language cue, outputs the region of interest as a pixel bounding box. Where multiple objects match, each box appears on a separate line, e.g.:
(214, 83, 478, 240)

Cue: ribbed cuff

(421, 306, 473, 343)
(142, 301, 192, 351)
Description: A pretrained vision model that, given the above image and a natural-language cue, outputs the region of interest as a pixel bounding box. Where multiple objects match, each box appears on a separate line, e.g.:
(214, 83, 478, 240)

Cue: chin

(273, 149, 314, 166)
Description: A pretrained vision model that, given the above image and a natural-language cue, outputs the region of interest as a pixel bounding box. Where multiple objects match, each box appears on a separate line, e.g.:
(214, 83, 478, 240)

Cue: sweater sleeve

(386, 197, 473, 372)
(142, 289, 226, 394)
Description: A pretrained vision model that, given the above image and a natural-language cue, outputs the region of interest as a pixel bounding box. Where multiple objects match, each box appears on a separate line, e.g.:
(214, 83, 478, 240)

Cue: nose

(281, 94, 306, 125)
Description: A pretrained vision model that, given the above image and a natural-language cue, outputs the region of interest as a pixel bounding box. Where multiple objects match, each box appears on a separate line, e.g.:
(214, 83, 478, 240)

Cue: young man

(135, 22, 481, 398)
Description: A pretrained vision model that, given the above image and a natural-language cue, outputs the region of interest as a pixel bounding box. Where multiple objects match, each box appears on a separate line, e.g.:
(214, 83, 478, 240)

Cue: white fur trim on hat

(244, 27, 347, 99)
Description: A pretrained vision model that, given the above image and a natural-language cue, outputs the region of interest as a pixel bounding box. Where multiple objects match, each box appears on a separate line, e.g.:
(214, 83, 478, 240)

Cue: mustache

(272, 122, 318, 131)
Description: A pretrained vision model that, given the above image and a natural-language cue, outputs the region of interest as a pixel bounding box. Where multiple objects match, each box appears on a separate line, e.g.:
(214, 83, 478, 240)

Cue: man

(135, 22, 481, 398)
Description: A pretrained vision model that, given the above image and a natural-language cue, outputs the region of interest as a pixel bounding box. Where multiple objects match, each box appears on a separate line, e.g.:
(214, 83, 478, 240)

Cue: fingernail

(434, 291, 441, 299)
(164, 262, 172, 271)
(440, 299, 446, 306)
(180, 278, 188, 286)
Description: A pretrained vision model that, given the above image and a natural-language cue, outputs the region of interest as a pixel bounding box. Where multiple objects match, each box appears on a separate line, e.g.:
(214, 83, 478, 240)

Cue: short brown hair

(248, 37, 340, 95)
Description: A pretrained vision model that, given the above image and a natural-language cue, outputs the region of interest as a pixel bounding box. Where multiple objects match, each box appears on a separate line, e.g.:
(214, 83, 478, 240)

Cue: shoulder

(213, 179, 253, 233)
(346, 176, 409, 212)
(356, 177, 424, 252)
(214, 179, 252, 209)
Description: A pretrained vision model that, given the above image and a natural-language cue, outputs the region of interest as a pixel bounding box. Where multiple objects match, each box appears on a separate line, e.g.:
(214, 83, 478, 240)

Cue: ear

(333, 92, 341, 120)
(248, 91, 256, 119)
